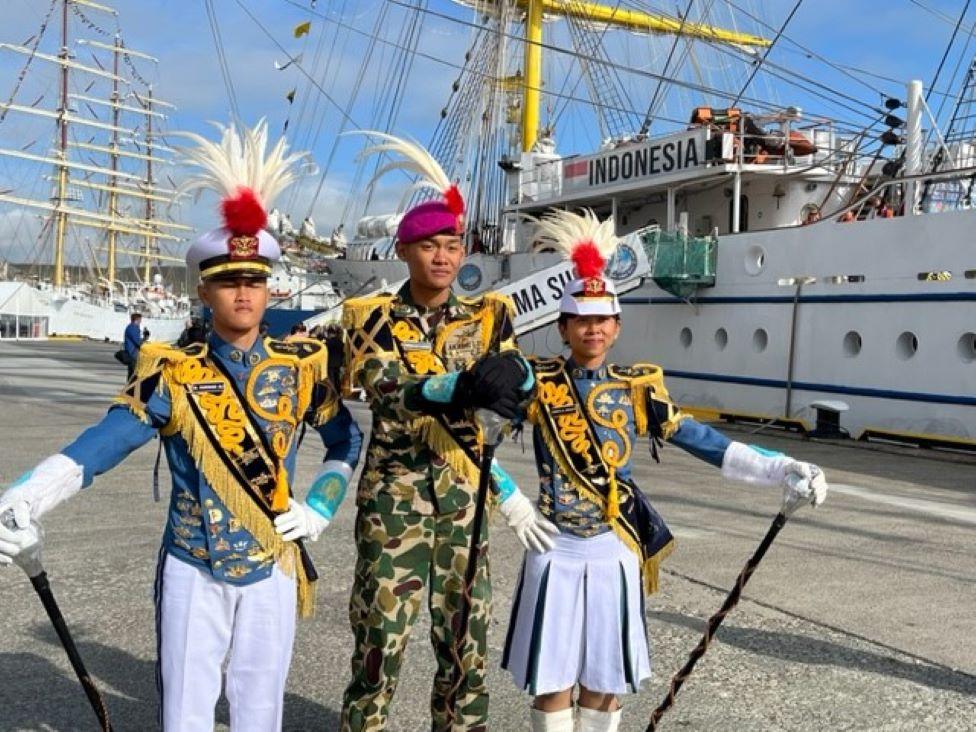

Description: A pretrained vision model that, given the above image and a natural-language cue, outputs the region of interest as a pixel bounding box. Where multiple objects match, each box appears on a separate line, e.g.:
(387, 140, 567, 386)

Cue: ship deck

(0, 340, 973, 730)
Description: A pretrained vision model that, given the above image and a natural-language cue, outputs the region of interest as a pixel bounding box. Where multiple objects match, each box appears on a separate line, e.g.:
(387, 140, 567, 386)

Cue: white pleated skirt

(501, 530, 651, 696)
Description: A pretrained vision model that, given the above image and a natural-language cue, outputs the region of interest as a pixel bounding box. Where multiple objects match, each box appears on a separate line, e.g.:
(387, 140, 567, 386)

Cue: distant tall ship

(0, 0, 190, 341)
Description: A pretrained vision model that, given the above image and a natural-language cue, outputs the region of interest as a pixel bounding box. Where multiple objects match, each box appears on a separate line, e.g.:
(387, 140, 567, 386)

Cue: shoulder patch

(179, 342, 207, 358)
(608, 362, 662, 381)
(528, 355, 565, 374)
(266, 336, 325, 361)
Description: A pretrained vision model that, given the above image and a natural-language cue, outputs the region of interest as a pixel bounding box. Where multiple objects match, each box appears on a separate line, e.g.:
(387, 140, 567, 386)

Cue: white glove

(721, 441, 797, 486)
(499, 491, 559, 554)
(782, 463, 829, 515)
(274, 498, 331, 542)
(0, 454, 84, 524)
(0, 503, 44, 575)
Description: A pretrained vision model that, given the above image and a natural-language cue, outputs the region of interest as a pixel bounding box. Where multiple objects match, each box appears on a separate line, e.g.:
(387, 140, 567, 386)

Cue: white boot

(530, 706, 575, 732)
(578, 706, 622, 732)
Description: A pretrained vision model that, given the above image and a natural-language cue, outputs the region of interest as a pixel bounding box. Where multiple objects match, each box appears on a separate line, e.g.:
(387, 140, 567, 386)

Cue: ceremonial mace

(444, 408, 507, 722)
(2, 514, 113, 731)
(647, 476, 811, 731)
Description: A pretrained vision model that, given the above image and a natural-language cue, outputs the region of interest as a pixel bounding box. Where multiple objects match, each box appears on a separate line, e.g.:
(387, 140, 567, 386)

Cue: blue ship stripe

(620, 292, 976, 305)
(662, 370, 976, 407)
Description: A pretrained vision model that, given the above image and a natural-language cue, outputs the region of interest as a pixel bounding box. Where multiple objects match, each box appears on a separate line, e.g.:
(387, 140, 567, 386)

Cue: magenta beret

(396, 200, 461, 244)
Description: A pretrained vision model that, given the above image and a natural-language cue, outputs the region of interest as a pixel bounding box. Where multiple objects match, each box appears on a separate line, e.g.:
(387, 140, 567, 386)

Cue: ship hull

(606, 210, 976, 443)
(0, 281, 188, 343)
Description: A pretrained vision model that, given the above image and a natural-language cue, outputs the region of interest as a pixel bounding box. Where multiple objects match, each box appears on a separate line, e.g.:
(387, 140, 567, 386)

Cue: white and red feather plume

(352, 130, 464, 218)
(177, 119, 305, 236)
(531, 208, 618, 279)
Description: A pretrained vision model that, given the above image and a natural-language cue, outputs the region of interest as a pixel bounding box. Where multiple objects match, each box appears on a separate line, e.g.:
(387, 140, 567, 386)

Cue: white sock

(578, 706, 622, 732)
(530, 706, 575, 732)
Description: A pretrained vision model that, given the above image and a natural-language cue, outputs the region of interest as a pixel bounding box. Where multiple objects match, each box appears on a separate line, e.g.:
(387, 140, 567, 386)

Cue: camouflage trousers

(341, 503, 491, 732)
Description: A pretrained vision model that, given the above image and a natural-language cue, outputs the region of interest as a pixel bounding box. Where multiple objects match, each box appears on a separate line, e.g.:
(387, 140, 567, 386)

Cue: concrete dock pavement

(0, 340, 974, 730)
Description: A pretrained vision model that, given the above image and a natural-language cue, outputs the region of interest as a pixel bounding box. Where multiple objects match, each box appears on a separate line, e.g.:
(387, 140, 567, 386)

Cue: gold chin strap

(200, 261, 273, 279)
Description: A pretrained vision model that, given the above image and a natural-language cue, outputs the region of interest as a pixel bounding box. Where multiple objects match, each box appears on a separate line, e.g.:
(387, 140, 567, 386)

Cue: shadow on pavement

(0, 623, 340, 730)
(653, 611, 976, 697)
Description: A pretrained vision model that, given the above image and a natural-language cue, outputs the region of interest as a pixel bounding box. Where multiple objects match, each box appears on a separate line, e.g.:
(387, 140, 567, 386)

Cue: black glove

(469, 352, 527, 404)
(484, 392, 522, 420)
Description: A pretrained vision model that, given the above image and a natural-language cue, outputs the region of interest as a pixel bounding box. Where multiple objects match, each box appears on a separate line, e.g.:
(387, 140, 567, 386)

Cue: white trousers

(155, 554, 297, 731)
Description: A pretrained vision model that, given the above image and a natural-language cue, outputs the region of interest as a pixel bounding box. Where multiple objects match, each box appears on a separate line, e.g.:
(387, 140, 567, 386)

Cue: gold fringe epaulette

(342, 294, 395, 330)
(134, 341, 206, 381)
(608, 362, 686, 439)
(458, 290, 516, 318)
(115, 342, 208, 423)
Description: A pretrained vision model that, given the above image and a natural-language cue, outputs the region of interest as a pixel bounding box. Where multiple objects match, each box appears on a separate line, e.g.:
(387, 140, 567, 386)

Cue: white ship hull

(605, 210, 976, 443)
(0, 281, 188, 343)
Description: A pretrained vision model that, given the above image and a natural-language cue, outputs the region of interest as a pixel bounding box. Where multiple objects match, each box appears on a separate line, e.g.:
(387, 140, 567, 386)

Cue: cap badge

(582, 277, 607, 297)
(228, 235, 259, 260)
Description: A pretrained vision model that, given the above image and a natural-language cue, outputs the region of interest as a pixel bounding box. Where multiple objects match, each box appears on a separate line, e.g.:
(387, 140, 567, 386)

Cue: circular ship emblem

(457, 263, 483, 292)
(607, 244, 638, 281)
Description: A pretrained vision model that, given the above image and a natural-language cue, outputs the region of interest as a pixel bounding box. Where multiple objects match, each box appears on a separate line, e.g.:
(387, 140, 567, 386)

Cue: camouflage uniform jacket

(343, 282, 520, 516)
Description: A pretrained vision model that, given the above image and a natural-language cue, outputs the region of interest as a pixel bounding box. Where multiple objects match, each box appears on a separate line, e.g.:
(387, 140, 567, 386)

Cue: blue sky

(1, 0, 973, 268)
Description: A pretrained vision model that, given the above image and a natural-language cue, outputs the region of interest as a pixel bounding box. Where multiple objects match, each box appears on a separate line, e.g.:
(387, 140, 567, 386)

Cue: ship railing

(806, 164, 976, 223)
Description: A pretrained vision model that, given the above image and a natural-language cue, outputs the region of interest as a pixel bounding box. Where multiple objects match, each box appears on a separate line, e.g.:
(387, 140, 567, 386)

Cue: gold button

(204, 499, 214, 508)
(213, 560, 223, 569)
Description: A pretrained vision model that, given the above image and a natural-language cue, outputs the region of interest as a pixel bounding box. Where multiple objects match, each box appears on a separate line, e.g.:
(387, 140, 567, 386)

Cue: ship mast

(512, 0, 772, 151)
(106, 35, 122, 284)
(52, 0, 70, 287)
(142, 86, 156, 285)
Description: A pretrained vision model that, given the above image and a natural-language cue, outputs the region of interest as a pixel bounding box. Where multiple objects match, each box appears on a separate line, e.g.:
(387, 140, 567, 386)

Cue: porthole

(715, 327, 728, 350)
(958, 332, 976, 363)
(752, 328, 768, 353)
(680, 327, 693, 348)
(744, 245, 766, 276)
(896, 331, 918, 360)
(843, 331, 862, 357)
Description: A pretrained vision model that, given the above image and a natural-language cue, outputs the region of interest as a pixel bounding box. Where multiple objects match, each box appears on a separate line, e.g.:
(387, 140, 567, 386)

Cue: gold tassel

(273, 462, 290, 512)
(631, 382, 649, 437)
(606, 469, 620, 520)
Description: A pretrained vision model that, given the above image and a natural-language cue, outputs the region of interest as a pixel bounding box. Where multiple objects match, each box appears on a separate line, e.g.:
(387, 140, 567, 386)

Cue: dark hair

(130, 313, 142, 322)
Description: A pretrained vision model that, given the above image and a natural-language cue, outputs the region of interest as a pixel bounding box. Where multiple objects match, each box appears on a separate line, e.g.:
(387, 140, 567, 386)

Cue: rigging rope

(926, 0, 971, 104)
(729, 0, 803, 107)
(640, 0, 696, 135)
(205, 0, 242, 122)
(0, 0, 57, 124)
(279, 0, 865, 135)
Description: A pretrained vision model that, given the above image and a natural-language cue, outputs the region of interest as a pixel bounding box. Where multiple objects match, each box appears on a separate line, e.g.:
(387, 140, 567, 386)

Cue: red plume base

(221, 187, 267, 238)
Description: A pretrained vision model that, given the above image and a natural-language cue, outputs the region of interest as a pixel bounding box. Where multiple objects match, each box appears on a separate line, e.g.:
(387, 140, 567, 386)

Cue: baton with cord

(646, 474, 813, 731)
(2, 511, 113, 731)
(444, 408, 507, 722)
